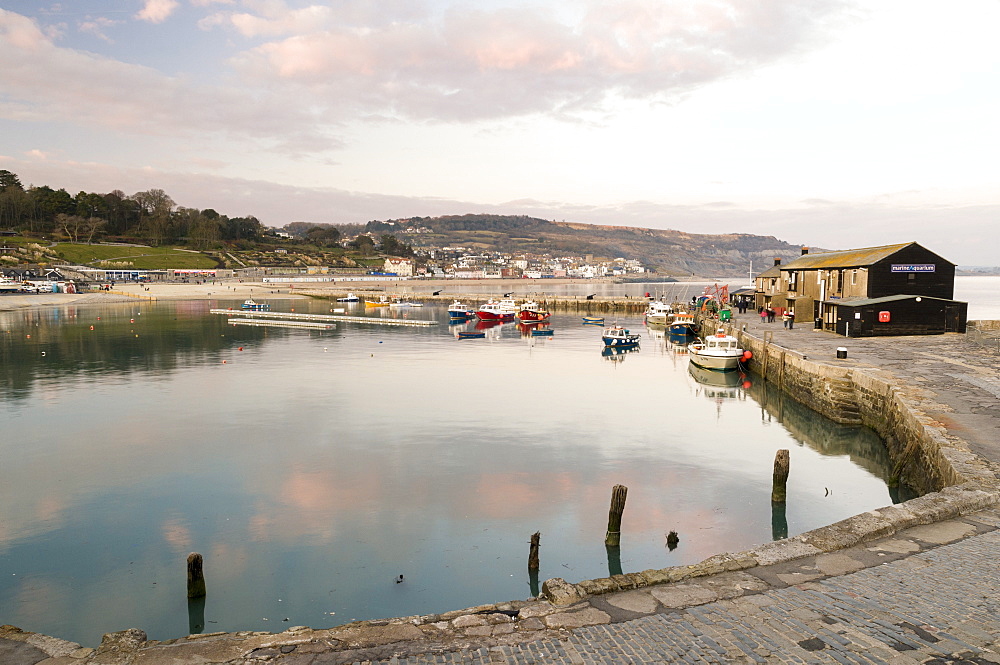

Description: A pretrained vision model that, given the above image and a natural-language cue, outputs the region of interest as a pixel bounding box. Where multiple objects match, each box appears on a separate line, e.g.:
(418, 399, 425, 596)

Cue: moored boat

(667, 312, 699, 343)
(336, 293, 359, 302)
(582, 316, 605, 325)
(476, 298, 518, 321)
(602, 324, 640, 347)
(644, 300, 672, 325)
(515, 300, 551, 323)
(457, 330, 486, 339)
(530, 328, 554, 336)
(241, 298, 270, 311)
(365, 296, 390, 307)
(688, 328, 751, 371)
(447, 300, 474, 318)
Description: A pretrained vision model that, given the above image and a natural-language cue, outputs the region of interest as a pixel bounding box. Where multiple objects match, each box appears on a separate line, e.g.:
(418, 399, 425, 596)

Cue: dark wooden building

(754, 241, 967, 336)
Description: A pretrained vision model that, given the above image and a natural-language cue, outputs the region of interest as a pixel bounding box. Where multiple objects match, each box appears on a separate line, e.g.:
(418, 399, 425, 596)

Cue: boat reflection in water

(688, 363, 752, 412)
(602, 344, 639, 364)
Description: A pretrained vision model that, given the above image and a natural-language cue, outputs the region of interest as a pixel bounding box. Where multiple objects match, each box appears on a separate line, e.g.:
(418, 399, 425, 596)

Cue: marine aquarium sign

(891, 264, 935, 273)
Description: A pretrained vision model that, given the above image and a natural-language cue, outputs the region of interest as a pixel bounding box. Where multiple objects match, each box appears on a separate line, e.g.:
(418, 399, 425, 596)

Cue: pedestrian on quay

(788, 308, 795, 329)
(782, 311, 790, 328)
(767, 307, 775, 323)
(759, 307, 767, 324)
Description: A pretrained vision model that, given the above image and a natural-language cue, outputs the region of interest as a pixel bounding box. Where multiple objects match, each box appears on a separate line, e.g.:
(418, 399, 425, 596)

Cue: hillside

(366, 215, 810, 278)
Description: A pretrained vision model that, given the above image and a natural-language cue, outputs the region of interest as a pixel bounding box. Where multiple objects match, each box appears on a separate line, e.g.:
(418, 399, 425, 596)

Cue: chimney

(801, 247, 809, 255)
(773, 258, 781, 266)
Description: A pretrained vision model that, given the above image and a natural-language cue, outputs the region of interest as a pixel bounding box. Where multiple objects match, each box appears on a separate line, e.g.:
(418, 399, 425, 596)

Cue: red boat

(515, 300, 551, 323)
(476, 298, 518, 321)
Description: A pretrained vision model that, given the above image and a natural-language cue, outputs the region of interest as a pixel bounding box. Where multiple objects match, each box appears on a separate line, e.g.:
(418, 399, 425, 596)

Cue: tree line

(0, 170, 265, 248)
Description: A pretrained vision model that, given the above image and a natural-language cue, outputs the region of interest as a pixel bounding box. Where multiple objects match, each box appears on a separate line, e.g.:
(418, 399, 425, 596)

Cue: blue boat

(240, 298, 270, 311)
(457, 331, 486, 339)
(667, 312, 698, 343)
(530, 328, 554, 336)
(602, 324, 640, 347)
(582, 316, 605, 325)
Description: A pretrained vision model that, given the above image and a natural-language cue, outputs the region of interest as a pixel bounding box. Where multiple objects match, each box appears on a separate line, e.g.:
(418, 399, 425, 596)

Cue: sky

(1, 0, 998, 266)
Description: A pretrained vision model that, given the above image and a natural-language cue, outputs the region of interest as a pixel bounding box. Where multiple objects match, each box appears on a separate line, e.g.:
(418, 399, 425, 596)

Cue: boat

(457, 331, 486, 339)
(530, 328, 554, 336)
(336, 293, 359, 302)
(667, 312, 699, 343)
(688, 328, 751, 371)
(515, 300, 551, 323)
(476, 298, 518, 322)
(389, 298, 423, 308)
(602, 324, 640, 347)
(365, 296, 390, 307)
(644, 300, 672, 325)
(240, 298, 270, 311)
(582, 316, 605, 325)
(447, 300, 474, 318)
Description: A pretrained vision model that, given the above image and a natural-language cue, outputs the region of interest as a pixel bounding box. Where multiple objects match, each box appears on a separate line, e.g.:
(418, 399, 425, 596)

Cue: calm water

(0, 293, 920, 646)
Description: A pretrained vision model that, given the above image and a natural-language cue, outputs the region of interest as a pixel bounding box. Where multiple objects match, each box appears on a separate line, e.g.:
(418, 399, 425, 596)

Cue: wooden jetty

(227, 318, 334, 330)
(210, 309, 437, 327)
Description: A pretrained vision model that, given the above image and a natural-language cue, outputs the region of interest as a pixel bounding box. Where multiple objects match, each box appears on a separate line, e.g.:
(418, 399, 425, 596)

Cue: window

(851, 270, 857, 286)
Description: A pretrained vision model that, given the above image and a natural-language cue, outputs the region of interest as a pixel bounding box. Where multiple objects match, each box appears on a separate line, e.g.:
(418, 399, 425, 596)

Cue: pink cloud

(135, 0, 179, 24)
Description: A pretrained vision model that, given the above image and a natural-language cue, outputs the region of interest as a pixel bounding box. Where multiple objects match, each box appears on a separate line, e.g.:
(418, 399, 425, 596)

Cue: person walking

(767, 307, 776, 323)
(788, 308, 795, 329)
(759, 307, 767, 324)
(782, 311, 790, 328)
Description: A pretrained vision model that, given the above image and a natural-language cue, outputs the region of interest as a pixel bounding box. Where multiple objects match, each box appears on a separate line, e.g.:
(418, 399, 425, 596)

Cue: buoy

(26, 334, 30, 338)
(741, 350, 753, 361)
(222, 360, 227, 364)
(743, 381, 752, 389)
(238, 347, 243, 351)
(89, 326, 94, 330)
(97, 317, 100, 320)
(41, 351, 45, 356)
(130, 319, 134, 323)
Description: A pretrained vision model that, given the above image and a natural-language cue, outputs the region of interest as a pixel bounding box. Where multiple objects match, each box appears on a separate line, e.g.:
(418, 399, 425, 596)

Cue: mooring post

(528, 531, 540, 571)
(187, 552, 206, 599)
(772, 449, 790, 503)
(604, 484, 628, 546)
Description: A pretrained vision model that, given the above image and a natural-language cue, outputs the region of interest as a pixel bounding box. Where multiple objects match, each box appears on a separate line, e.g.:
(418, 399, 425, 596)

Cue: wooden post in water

(528, 531, 540, 571)
(187, 552, 207, 598)
(604, 484, 628, 546)
(771, 450, 790, 503)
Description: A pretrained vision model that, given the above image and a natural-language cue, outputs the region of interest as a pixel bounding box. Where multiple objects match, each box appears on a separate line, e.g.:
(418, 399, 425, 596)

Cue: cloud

(135, 0, 179, 23)
(0, 9, 337, 151)
(215, 0, 853, 122)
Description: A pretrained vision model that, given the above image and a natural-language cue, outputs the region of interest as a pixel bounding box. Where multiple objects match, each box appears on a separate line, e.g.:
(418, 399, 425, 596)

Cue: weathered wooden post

(771, 449, 790, 503)
(604, 484, 628, 546)
(187, 552, 206, 598)
(528, 531, 540, 571)
(771, 501, 788, 541)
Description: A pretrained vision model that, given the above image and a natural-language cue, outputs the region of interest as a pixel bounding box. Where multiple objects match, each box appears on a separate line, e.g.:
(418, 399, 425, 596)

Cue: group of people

(758, 306, 796, 328)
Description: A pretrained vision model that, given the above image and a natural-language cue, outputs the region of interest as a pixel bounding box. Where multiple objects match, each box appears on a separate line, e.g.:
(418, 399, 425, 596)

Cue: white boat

(389, 298, 423, 308)
(644, 300, 672, 325)
(240, 298, 270, 311)
(476, 298, 518, 321)
(687, 328, 749, 371)
(336, 293, 359, 302)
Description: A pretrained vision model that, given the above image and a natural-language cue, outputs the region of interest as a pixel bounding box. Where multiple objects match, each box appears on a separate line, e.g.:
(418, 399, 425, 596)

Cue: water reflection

(0, 300, 917, 646)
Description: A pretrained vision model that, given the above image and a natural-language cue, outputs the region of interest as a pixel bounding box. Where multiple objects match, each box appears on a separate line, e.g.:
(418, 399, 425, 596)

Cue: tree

(306, 225, 341, 246)
(0, 170, 23, 192)
(350, 234, 376, 255)
(379, 234, 413, 257)
(56, 213, 105, 243)
(131, 189, 175, 244)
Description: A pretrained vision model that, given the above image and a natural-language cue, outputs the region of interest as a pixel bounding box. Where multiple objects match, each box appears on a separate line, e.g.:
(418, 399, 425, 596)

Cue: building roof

(778, 242, 935, 270)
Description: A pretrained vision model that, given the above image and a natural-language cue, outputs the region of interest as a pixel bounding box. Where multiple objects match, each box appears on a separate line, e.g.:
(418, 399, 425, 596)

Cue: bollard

(187, 552, 207, 599)
(604, 484, 628, 546)
(771, 450, 790, 503)
(528, 531, 540, 571)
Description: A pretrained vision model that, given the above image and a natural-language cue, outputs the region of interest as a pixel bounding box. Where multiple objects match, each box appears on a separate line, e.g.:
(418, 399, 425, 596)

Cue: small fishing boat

(688, 328, 751, 371)
(447, 300, 474, 318)
(602, 324, 640, 347)
(667, 312, 699, 343)
(582, 316, 605, 325)
(389, 298, 423, 308)
(240, 298, 270, 311)
(644, 300, 672, 325)
(516, 300, 551, 323)
(530, 328, 554, 336)
(476, 298, 518, 322)
(336, 293, 359, 302)
(457, 331, 486, 339)
(365, 296, 390, 307)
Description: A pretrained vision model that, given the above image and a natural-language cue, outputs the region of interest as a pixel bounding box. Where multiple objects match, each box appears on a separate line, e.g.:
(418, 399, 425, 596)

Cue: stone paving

(4, 310, 1000, 664)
